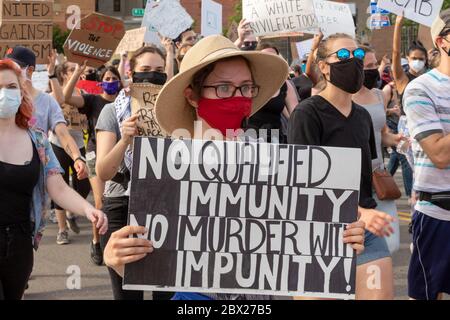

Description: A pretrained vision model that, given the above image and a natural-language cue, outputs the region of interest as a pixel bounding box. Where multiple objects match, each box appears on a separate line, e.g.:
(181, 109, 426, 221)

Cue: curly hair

(0, 59, 34, 129)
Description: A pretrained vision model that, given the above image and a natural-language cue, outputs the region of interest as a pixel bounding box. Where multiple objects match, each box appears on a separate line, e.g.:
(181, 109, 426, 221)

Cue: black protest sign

(0, 0, 53, 64)
(124, 138, 361, 299)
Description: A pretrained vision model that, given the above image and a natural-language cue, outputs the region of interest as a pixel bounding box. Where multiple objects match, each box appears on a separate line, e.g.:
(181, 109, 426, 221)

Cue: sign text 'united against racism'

(123, 138, 362, 299)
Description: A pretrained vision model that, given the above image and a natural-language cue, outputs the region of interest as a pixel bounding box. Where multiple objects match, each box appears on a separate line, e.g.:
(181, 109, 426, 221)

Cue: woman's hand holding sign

(343, 220, 365, 255)
(104, 226, 154, 278)
(120, 115, 139, 146)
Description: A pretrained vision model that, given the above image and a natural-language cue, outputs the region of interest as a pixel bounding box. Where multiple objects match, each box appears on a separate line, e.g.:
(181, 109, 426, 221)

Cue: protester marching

(0, 0, 448, 304)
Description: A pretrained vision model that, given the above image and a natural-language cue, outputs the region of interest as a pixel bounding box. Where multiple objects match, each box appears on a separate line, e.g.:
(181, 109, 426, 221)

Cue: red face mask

(197, 97, 252, 137)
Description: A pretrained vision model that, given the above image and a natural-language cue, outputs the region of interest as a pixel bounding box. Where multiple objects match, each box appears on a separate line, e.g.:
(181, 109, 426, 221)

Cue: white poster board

(32, 66, 49, 93)
(312, 0, 356, 38)
(377, 0, 444, 27)
(201, 0, 222, 37)
(145, 0, 194, 39)
(296, 39, 314, 59)
(142, 0, 161, 45)
(243, 0, 355, 38)
(242, 0, 318, 37)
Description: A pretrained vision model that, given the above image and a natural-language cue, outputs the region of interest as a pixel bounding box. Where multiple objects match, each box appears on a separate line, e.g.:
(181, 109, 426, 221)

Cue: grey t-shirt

(95, 102, 129, 198)
(33, 91, 66, 134)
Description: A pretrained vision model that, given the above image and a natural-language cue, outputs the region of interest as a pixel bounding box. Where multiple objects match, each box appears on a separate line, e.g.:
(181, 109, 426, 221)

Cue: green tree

(53, 25, 70, 54)
(224, 2, 242, 35)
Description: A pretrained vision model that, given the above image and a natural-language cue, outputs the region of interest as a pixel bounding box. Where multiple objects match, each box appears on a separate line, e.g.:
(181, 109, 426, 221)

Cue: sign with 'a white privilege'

(377, 0, 444, 27)
(123, 137, 362, 299)
(130, 83, 167, 138)
(0, 0, 53, 64)
(243, 0, 318, 37)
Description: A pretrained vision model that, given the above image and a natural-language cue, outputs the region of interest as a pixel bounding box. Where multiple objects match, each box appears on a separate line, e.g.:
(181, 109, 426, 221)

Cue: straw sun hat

(154, 35, 289, 136)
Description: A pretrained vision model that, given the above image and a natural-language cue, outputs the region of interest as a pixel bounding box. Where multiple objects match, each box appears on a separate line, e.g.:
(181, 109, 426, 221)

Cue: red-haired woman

(0, 59, 108, 300)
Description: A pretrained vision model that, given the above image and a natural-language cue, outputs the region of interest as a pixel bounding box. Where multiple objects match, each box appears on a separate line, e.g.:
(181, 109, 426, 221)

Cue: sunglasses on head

(328, 48, 365, 61)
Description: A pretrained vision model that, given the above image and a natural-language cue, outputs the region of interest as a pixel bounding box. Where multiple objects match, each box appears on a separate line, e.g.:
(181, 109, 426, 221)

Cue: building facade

(95, 0, 240, 31)
(53, 0, 96, 30)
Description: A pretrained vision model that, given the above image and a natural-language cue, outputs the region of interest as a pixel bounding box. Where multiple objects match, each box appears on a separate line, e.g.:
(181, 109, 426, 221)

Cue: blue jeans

(387, 148, 413, 198)
(386, 118, 413, 198)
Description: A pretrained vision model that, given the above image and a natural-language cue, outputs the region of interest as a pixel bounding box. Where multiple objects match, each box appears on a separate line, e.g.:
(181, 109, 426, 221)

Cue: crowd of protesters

(0, 7, 449, 301)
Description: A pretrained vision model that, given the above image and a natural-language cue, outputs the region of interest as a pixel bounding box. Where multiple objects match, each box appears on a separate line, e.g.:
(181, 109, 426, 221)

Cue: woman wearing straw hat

(103, 35, 366, 300)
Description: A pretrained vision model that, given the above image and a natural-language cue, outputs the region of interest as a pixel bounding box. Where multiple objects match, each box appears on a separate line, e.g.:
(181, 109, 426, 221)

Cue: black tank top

(248, 82, 288, 130)
(0, 143, 40, 226)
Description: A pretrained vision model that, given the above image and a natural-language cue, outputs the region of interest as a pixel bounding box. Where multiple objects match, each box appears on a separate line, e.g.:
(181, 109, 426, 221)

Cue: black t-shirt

(287, 95, 378, 209)
(80, 94, 113, 152)
(0, 143, 40, 226)
(291, 74, 313, 100)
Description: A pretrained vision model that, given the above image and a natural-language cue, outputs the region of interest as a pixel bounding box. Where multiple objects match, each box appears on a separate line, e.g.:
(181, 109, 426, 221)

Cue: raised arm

(63, 61, 86, 108)
(47, 49, 64, 105)
(305, 33, 323, 86)
(162, 37, 175, 81)
(392, 15, 409, 93)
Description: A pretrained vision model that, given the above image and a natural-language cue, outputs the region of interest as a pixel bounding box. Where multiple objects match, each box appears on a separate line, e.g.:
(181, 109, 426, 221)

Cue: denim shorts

(356, 229, 391, 266)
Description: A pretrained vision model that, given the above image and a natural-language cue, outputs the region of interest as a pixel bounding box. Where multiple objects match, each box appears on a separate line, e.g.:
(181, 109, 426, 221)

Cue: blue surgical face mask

(0, 88, 22, 119)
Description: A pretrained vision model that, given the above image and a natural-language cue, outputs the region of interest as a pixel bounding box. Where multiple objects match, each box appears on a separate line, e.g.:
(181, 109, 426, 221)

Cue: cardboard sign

(61, 103, 88, 131)
(311, 0, 356, 38)
(145, 0, 193, 40)
(371, 25, 395, 61)
(201, 0, 222, 37)
(141, 0, 161, 46)
(0, 0, 53, 64)
(124, 137, 362, 299)
(64, 12, 125, 68)
(243, 0, 318, 37)
(418, 25, 434, 50)
(377, 0, 444, 27)
(130, 83, 167, 138)
(115, 27, 146, 55)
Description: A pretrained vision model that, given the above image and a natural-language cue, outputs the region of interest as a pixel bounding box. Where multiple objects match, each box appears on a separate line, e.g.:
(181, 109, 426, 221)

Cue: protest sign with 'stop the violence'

(124, 137, 362, 299)
(377, 0, 444, 27)
(130, 83, 168, 138)
(145, 0, 193, 40)
(64, 12, 125, 68)
(0, 0, 53, 64)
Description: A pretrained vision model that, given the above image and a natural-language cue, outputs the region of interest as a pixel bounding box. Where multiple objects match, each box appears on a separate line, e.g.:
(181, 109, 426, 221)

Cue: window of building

(114, 0, 121, 12)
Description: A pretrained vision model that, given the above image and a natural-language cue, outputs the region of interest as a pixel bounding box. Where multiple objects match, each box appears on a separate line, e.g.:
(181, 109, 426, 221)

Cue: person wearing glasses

(102, 34, 366, 300)
(288, 33, 393, 299)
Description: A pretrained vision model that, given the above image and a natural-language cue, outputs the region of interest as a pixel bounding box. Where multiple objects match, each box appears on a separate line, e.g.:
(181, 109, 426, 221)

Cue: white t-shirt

(403, 69, 450, 221)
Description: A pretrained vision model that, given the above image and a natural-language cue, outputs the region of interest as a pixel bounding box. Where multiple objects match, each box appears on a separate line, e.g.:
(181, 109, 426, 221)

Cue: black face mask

(85, 72, 97, 81)
(363, 69, 381, 89)
(132, 71, 167, 85)
(326, 58, 364, 94)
